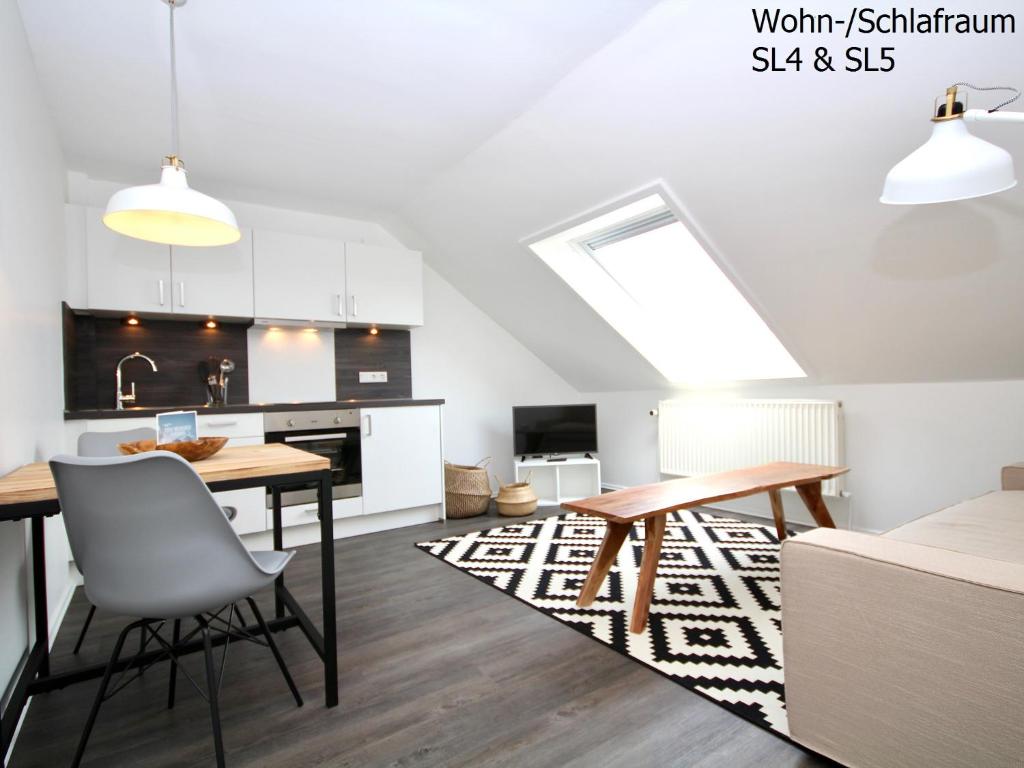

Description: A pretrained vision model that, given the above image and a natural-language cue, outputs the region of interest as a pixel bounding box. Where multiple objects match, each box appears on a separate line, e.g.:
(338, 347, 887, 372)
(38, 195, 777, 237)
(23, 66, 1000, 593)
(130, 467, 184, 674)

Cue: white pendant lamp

(104, 0, 239, 246)
(881, 83, 1024, 205)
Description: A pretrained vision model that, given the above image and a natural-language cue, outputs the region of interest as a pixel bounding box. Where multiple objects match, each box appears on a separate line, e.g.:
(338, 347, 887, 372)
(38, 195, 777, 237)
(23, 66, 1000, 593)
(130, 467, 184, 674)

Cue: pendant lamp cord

(949, 82, 1021, 113)
(168, 0, 180, 157)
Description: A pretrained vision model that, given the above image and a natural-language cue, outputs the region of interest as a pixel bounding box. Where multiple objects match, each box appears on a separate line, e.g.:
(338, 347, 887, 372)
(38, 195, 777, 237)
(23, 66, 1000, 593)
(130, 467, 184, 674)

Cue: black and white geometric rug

(415, 509, 788, 736)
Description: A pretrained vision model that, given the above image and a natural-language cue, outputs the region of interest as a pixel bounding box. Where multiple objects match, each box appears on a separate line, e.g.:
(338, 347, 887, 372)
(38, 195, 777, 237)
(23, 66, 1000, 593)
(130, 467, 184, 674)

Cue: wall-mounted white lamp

(881, 83, 1024, 205)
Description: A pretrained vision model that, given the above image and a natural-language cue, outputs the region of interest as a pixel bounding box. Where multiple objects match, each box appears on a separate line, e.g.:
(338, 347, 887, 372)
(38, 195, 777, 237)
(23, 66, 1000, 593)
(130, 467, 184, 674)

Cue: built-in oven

(264, 409, 362, 507)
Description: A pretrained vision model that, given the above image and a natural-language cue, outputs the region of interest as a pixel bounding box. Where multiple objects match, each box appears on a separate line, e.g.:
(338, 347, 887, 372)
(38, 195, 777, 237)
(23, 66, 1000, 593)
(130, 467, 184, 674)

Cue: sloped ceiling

(399, 1, 1024, 389)
(19, 0, 1024, 390)
(16, 0, 660, 213)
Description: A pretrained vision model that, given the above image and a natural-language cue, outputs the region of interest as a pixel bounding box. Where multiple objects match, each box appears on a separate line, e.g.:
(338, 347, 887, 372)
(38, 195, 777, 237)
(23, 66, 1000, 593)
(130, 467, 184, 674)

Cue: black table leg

(318, 470, 338, 708)
(31, 516, 49, 679)
(272, 486, 284, 619)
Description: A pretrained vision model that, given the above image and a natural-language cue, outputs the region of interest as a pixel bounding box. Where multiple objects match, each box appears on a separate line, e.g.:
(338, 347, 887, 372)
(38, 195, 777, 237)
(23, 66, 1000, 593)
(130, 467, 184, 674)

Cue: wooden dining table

(562, 461, 850, 634)
(0, 443, 338, 764)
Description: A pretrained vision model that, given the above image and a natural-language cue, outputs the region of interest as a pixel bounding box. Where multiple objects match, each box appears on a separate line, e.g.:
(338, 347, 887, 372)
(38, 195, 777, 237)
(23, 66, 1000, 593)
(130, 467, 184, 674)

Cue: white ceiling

(19, 0, 1024, 390)
(17, 0, 659, 212)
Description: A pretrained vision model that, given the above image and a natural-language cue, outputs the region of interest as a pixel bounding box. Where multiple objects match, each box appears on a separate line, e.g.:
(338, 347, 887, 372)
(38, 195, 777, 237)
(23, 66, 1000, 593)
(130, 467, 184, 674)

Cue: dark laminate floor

(10, 505, 834, 768)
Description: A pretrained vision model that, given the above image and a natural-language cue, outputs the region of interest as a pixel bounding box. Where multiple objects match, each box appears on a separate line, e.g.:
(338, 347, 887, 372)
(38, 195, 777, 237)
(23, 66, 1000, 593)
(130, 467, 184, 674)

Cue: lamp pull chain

(949, 82, 1021, 113)
(168, 0, 180, 158)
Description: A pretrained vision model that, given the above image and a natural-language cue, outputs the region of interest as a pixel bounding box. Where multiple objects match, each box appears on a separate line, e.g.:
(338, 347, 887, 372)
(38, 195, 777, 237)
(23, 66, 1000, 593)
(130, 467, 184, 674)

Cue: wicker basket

(444, 458, 492, 518)
(495, 474, 538, 517)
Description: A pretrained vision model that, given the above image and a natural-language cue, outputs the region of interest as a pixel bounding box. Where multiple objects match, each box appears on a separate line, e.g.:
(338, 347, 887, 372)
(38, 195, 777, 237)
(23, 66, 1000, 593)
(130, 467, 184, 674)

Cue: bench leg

(576, 521, 630, 607)
(768, 489, 788, 541)
(630, 515, 666, 634)
(795, 481, 837, 529)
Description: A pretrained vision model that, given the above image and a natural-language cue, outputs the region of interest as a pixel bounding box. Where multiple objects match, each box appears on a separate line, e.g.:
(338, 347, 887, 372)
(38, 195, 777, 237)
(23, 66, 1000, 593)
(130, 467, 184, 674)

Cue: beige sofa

(781, 466, 1024, 768)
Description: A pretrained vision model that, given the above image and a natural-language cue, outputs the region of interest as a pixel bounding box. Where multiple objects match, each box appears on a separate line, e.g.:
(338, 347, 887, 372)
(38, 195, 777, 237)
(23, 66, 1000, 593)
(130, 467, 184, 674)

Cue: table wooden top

(562, 461, 850, 524)
(0, 443, 330, 506)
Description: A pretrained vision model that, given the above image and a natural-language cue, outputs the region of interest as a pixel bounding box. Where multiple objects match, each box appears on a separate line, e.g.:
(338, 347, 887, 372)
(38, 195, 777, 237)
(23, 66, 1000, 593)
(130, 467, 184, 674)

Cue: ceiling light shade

(880, 119, 1017, 204)
(104, 160, 240, 246)
(104, 0, 239, 247)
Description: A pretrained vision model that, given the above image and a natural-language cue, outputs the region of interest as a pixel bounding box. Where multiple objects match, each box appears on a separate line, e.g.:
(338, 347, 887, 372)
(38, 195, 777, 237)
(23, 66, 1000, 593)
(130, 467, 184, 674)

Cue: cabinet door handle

(351, 295, 357, 317)
(158, 279, 165, 306)
(204, 420, 238, 427)
(337, 294, 344, 317)
(177, 281, 186, 307)
(364, 414, 372, 437)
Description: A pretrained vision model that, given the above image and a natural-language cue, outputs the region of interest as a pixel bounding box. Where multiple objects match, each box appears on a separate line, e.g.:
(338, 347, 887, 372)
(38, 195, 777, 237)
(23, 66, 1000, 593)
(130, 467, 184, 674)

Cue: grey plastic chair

(77, 427, 156, 458)
(51, 451, 303, 768)
(72, 428, 241, 655)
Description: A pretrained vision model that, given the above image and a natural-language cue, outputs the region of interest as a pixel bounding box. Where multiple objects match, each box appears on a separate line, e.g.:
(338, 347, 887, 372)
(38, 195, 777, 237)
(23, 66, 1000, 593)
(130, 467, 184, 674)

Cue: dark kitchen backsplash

(334, 328, 412, 399)
(63, 304, 250, 411)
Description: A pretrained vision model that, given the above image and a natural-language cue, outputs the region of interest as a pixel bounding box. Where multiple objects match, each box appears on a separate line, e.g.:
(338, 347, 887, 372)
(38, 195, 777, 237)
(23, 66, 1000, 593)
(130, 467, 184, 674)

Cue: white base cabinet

(360, 406, 443, 515)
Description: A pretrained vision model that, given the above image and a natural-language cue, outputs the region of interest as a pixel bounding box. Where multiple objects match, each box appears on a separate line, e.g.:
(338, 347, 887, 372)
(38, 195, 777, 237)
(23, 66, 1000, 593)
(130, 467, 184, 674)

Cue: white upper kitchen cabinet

(81, 206, 254, 317)
(344, 243, 423, 327)
(253, 229, 346, 323)
(170, 230, 254, 319)
(360, 406, 443, 515)
(85, 206, 171, 313)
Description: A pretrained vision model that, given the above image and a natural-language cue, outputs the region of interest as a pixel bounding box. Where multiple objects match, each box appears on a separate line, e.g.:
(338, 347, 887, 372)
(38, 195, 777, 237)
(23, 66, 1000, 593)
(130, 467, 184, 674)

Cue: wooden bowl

(118, 436, 229, 462)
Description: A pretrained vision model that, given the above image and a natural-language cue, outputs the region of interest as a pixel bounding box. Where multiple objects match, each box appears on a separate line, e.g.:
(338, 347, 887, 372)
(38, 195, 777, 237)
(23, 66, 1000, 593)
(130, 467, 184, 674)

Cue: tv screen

(513, 404, 597, 456)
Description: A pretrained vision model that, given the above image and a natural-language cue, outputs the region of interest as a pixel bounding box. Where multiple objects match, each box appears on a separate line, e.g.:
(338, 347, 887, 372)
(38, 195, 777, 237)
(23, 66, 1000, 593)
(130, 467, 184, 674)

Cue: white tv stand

(514, 456, 601, 506)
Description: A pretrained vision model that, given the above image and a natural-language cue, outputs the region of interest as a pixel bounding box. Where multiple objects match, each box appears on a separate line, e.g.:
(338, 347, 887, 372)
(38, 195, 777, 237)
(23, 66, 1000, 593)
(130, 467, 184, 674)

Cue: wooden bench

(561, 461, 850, 633)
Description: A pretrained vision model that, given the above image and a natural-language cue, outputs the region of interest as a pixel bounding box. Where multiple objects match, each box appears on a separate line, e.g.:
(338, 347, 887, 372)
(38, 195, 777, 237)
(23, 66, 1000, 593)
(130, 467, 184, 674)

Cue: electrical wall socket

(359, 371, 388, 384)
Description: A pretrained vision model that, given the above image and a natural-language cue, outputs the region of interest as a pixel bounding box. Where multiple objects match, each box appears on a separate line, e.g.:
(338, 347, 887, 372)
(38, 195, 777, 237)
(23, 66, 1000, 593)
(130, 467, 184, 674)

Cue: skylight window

(528, 193, 805, 384)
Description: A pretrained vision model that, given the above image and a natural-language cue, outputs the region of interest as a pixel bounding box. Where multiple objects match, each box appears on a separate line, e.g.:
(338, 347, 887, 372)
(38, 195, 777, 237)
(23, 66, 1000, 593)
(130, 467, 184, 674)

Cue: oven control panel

(264, 409, 360, 433)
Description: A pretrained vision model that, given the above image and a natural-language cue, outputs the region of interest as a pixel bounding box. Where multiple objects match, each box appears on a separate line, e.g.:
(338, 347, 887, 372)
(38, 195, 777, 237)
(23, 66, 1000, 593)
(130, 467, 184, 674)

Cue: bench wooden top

(0, 443, 330, 506)
(562, 461, 849, 524)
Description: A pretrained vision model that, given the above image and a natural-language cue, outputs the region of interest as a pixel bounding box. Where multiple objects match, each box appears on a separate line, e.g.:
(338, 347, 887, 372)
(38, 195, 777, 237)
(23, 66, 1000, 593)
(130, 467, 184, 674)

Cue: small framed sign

(156, 410, 199, 445)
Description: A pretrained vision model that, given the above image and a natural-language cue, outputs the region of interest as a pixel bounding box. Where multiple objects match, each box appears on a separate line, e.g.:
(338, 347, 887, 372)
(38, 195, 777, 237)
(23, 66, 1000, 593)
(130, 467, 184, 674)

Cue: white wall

(412, 265, 581, 489)
(0, 0, 72, 708)
(589, 379, 1024, 534)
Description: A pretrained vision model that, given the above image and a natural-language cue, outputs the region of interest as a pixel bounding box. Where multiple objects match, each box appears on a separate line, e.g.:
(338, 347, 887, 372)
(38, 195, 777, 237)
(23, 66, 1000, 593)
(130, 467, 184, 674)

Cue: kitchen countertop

(65, 398, 446, 420)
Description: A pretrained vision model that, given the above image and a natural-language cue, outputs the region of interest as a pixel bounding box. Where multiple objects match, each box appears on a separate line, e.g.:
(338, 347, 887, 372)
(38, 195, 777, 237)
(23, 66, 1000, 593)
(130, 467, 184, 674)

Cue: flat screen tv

(513, 404, 597, 456)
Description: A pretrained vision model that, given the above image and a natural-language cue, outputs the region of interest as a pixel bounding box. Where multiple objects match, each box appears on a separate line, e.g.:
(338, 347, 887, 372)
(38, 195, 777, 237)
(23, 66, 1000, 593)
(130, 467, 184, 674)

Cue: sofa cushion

(884, 490, 1024, 566)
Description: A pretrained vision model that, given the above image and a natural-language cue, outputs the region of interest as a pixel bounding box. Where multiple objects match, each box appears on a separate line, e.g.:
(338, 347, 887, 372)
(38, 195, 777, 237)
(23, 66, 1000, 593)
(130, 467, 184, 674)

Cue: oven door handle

(283, 433, 349, 443)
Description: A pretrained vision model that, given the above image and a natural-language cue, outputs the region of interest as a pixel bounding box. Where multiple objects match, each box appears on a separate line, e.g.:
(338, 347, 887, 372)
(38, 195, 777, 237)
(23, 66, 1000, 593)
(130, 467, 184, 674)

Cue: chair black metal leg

(72, 604, 97, 655)
(199, 620, 227, 768)
(246, 597, 303, 707)
(233, 601, 248, 629)
(137, 624, 147, 675)
(167, 619, 181, 709)
(71, 619, 145, 768)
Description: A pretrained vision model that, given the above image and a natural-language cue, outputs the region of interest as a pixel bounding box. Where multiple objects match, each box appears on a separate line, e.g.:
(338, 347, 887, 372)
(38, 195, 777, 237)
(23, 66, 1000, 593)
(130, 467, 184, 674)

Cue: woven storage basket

(495, 474, 538, 518)
(444, 458, 492, 518)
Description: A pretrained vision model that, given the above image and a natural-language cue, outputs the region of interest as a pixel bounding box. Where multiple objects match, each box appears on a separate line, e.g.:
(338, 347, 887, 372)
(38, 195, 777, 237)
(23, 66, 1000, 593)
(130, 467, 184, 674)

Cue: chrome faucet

(116, 352, 158, 410)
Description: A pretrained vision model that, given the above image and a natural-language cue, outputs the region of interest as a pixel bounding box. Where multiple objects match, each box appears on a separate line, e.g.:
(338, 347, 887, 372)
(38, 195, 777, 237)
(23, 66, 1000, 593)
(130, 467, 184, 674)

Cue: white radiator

(658, 399, 845, 496)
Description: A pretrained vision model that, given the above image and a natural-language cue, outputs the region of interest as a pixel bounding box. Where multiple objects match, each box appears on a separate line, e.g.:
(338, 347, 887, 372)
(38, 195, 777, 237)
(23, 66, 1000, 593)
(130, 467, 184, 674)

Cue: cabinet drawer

(197, 413, 264, 438)
(83, 417, 153, 433)
(279, 496, 363, 529)
(83, 412, 264, 440)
